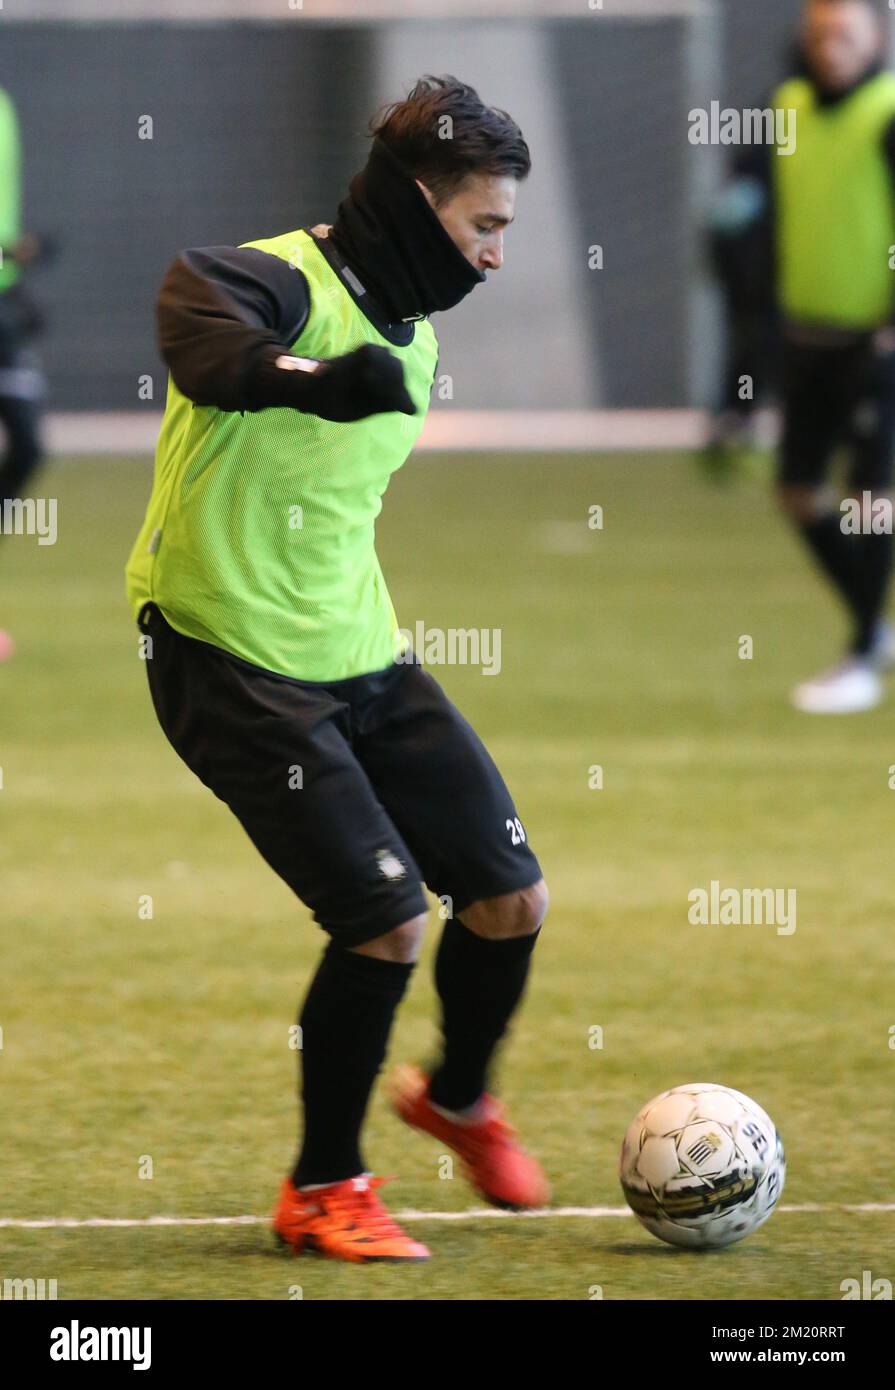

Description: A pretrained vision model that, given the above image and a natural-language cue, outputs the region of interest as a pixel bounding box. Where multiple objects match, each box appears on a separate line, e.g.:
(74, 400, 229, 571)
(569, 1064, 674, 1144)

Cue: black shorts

(138, 603, 543, 948)
(780, 333, 895, 491)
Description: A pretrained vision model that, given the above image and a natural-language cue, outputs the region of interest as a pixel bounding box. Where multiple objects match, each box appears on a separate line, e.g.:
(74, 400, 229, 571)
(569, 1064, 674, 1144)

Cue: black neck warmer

(329, 136, 486, 324)
(814, 57, 883, 107)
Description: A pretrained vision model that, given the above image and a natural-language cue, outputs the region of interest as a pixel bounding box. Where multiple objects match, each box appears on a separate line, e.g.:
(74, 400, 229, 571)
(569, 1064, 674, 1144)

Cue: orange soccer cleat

(389, 1063, 550, 1211)
(272, 1173, 430, 1263)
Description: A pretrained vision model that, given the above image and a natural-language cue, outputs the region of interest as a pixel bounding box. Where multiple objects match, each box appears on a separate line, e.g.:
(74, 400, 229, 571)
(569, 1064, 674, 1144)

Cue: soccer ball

(619, 1083, 785, 1249)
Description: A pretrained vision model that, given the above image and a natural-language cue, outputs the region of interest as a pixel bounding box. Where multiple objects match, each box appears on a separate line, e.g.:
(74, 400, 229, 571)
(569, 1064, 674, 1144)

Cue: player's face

(416, 172, 517, 273)
(803, 0, 882, 92)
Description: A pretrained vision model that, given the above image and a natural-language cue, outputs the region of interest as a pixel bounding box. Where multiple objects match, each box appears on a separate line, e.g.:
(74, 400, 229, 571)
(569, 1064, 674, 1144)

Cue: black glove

(308, 343, 417, 422)
(0, 285, 46, 342)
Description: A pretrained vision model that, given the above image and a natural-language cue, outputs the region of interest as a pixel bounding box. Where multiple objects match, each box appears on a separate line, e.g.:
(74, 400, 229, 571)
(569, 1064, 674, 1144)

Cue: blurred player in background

(704, 170, 778, 478)
(126, 76, 549, 1264)
(716, 0, 895, 712)
(703, 44, 804, 479)
(709, 0, 895, 711)
(0, 83, 47, 662)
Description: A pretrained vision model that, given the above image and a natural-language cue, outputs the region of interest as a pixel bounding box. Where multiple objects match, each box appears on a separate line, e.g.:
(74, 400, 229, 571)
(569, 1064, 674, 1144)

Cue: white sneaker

(791, 658, 883, 714)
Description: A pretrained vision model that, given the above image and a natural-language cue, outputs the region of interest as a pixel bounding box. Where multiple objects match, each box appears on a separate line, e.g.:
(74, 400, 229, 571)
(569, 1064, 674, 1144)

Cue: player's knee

(350, 912, 427, 963)
(523, 878, 549, 933)
(776, 483, 823, 526)
(0, 404, 42, 492)
(461, 878, 548, 940)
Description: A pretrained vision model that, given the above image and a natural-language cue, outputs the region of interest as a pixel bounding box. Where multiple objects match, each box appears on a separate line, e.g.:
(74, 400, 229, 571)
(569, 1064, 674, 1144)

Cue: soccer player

(768, 0, 895, 712)
(703, 45, 803, 481)
(0, 84, 45, 662)
(126, 76, 549, 1263)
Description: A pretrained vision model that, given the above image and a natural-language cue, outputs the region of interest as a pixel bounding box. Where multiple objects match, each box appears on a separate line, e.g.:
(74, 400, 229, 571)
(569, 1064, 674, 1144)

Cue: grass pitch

(1, 450, 893, 1300)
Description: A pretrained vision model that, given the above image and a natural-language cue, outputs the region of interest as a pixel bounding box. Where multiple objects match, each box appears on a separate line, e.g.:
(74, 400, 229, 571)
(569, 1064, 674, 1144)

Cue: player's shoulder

(772, 75, 812, 107)
(239, 227, 320, 275)
(872, 70, 895, 109)
(170, 242, 311, 304)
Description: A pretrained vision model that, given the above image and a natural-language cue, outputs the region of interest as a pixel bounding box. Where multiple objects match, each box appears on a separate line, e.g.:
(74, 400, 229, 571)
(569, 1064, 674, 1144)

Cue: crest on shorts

(376, 848, 407, 882)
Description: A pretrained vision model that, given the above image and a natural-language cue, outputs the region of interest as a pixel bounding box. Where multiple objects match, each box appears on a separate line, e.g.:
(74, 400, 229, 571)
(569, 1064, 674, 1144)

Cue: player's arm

(157, 245, 415, 421)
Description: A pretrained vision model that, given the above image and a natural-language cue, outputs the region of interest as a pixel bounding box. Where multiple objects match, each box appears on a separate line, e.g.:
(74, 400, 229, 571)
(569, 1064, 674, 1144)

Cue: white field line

(0, 1203, 893, 1230)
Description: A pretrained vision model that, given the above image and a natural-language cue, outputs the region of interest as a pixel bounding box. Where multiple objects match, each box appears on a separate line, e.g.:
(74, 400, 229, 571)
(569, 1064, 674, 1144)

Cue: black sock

(799, 514, 895, 657)
(428, 919, 539, 1113)
(798, 514, 866, 630)
(292, 942, 413, 1187)
(853, 531, 894, 656)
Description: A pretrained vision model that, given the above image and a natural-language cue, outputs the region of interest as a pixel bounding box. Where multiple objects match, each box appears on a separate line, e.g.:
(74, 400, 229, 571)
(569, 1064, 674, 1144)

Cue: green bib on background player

(126, 229, 438, 681)
(0, 88, 22, 294)
(773, 73, 895, 329)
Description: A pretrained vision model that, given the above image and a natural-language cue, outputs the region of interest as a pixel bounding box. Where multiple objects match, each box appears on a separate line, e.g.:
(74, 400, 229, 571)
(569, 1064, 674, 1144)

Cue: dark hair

(370, 74, 531, 207)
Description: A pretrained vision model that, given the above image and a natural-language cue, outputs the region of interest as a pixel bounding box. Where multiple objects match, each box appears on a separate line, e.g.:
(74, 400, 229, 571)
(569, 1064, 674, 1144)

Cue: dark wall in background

(0, 23, 376, 409)
(0, 4, 808, 412)
(551, 16, 691, 409)
(722, 0, 804, 110)
(552, 1, 803, 410)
